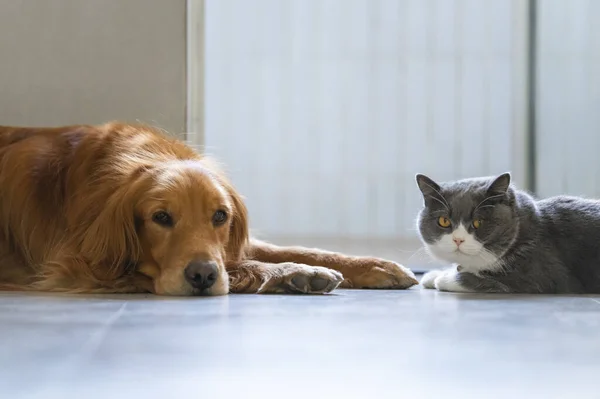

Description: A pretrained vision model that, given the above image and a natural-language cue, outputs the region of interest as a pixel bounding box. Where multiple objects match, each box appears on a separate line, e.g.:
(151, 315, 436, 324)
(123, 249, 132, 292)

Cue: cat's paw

(339, 258, 418, 289)
(433, 268, 472, 293)
(420, 270, 443, 289)
(257, 264, 344, 294)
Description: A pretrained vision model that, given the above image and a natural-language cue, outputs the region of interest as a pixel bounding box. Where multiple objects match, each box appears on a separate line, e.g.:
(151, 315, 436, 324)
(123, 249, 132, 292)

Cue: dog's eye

(212, 210, 228, 226)
(152, 211, 173, 227)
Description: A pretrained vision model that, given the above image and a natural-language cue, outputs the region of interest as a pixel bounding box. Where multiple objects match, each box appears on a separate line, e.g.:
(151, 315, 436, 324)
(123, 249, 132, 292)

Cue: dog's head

(79, 156, 248, 296)
(135, 160, 248, 295)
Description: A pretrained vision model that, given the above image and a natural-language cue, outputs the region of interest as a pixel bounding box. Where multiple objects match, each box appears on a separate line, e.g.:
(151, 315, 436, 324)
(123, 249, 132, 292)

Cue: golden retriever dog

(0, 123, 417, 296)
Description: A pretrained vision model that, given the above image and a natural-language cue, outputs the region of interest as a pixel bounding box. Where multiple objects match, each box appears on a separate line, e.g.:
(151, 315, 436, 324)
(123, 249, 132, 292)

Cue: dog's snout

(185, 260, 219, 290)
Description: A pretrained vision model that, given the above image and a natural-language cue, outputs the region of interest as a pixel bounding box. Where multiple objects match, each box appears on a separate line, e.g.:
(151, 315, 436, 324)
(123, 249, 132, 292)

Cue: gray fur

(416, 173, 600, 294)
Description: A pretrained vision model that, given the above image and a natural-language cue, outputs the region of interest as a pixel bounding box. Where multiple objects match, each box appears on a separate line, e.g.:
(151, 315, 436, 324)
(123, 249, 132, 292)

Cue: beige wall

(0, 0, 187, 134)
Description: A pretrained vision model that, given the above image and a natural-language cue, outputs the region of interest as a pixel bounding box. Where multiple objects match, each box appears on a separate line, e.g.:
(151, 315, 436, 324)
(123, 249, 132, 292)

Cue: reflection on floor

(1, 287, 599, 399)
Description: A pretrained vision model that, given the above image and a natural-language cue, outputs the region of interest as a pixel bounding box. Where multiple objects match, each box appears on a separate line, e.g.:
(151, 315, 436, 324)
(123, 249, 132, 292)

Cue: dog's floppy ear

(76, 177, 144, 279)
(224, 182, 249, 261)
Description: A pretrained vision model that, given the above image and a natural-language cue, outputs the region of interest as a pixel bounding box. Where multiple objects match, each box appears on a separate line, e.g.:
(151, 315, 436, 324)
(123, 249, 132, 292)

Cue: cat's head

(415, 173, 519, 271)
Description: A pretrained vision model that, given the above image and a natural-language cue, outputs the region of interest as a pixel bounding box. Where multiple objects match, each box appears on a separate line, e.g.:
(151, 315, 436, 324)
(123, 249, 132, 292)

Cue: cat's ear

(487, 173, 511, 195)
(416, 174, 442, 198)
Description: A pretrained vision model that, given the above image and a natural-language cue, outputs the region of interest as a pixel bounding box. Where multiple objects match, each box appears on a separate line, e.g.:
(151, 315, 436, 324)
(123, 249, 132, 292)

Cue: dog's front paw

(340, 258, 418, 289)
(257, 264, 344, 294)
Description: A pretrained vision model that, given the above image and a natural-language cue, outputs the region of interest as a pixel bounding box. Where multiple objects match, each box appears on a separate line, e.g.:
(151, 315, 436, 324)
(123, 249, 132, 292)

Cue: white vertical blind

(204, 0, 527, 239)
(536, 0, 600, 198)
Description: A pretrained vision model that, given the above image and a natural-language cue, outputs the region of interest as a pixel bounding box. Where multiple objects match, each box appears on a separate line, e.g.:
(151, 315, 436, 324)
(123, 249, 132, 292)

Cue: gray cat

(416, 172, 600, 294)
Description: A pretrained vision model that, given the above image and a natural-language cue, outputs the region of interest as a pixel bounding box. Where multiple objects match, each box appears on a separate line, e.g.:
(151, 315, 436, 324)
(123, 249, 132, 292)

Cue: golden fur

(0, 123, 417, 296)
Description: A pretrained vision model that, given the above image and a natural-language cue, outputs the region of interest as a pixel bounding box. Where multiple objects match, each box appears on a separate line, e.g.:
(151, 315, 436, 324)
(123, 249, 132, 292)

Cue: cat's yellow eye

(472, 219, 482, 229)
(438, 216, 451, 228)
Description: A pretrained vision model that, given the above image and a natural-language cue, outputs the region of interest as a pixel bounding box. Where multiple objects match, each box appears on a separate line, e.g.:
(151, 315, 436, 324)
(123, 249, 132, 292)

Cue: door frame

(186, 0, 204, 150)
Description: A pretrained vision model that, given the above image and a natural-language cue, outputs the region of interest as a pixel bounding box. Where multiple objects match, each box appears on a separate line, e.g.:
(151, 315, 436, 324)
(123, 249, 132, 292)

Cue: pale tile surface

(1, 287, 599, 399)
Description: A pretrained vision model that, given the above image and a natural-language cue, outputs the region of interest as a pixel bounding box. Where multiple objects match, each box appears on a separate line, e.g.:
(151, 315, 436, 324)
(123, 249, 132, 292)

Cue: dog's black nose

(185, 260, 218, 290)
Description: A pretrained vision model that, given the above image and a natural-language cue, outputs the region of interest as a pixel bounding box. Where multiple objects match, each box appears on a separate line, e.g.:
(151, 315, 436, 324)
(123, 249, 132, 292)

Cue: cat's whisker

(478, 249, 508, 275)
(422, 182, 451, 210)
(426, 194, 450, 211)
(395, 249, 416, 254)
(475, 252, 495, 271)
(421, 245, 441, 262)
(405, 247, 431, 263)
(474, 193, 506, 212)
(395, 247, 422, 254)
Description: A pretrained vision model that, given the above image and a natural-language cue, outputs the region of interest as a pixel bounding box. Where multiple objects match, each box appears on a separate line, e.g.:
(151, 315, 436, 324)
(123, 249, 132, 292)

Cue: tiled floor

(1, 285, 599, 399)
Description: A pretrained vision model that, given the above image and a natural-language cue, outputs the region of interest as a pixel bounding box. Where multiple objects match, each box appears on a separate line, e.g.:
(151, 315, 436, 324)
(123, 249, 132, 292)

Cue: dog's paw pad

(289, 267, 343, 294)
(290, 274, 310, 292)
(290, 275, 330, 292)
(259, 265, 343, 294)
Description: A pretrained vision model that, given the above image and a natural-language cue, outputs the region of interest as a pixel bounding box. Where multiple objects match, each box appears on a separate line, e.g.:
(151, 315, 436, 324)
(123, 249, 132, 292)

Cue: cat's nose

(453, 237, 465, 246)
